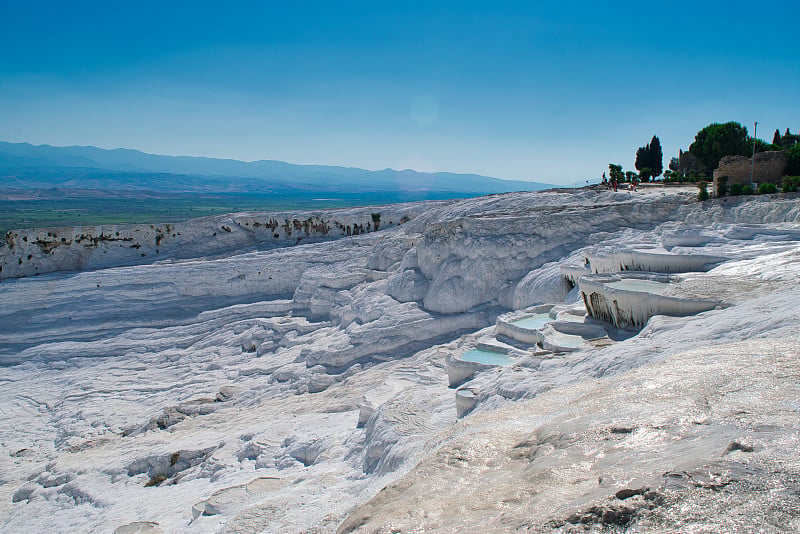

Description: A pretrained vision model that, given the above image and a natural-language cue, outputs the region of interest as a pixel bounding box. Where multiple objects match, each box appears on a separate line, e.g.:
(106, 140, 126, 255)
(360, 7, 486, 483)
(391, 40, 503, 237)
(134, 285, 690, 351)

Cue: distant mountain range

(0, 141, 554, 197)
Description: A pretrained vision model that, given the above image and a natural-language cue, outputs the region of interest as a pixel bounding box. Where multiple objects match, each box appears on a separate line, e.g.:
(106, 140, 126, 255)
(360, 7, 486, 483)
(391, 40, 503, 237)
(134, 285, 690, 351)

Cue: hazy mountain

(0, 141, 555, 195)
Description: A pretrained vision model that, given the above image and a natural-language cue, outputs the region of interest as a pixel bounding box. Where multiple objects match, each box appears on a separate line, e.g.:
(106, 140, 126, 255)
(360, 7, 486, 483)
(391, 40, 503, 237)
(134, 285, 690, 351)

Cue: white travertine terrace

(494, 304, 555, 345)
(579, 273, 718, 329)
(584, 248, 727, 275)
(3, 188, 800, 533)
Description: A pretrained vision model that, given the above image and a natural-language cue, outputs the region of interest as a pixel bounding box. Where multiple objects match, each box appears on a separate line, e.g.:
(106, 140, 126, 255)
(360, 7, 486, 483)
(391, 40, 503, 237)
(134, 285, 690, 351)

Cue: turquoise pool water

(460, 349, 513, 366)
(510, 313, 551, 330)
(606, 279, 670, 295)
(547, 332, 584, 348)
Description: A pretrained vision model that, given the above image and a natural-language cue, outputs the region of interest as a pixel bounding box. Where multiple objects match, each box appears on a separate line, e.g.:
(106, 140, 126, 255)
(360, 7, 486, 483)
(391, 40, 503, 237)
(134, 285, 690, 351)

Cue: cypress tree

(635, 146, 648, 173)
(636, 136, 663, 181)
(773, 129, 782, 145)
(648, 135, 663, 178)
(783, 129, 799, 148)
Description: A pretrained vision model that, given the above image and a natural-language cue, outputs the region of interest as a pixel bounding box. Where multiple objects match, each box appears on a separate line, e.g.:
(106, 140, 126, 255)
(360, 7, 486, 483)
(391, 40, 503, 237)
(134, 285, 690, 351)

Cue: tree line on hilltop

(607, 122, 800, 185)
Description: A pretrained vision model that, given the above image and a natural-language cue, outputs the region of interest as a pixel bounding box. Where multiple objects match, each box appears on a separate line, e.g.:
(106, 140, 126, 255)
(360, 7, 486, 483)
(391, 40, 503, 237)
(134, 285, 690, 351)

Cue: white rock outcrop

(0, 203, 434, 280)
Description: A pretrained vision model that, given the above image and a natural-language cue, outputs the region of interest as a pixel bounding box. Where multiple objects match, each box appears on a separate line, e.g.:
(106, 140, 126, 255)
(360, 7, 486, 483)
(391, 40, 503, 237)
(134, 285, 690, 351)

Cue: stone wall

(713, 151, 788, 194)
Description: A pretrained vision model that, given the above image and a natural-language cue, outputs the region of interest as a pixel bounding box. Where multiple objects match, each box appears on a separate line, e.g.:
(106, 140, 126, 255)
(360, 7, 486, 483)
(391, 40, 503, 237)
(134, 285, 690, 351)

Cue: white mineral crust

(2, 187, 800, 533)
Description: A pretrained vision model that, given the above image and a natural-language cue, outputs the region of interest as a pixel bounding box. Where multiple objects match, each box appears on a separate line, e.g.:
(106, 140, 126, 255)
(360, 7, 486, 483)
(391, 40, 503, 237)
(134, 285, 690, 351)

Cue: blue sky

(1, 1, 798, 184)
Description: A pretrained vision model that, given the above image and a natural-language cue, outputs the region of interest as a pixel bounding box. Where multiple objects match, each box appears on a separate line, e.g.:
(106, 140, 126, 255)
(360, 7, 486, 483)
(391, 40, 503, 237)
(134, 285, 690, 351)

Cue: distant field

(0, 191, 471, 233)
(0, 196, 359, 233)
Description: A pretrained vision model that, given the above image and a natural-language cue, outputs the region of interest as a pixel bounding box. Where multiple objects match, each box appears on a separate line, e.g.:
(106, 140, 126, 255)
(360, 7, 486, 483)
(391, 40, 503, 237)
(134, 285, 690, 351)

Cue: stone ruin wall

(713, 151, 788, 194)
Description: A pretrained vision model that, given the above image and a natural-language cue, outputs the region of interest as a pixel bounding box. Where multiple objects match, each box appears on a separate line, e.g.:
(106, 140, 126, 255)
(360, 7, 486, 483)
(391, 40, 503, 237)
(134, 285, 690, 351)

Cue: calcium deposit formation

(2, 188, 800, 533)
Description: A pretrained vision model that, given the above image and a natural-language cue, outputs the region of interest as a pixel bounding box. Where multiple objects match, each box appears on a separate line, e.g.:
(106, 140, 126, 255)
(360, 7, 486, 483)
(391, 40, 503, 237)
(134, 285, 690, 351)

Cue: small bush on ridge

(697, 181, 709, 201)
(757, 183, 778, 195)
(717, 176, 729, 197)
(782, 176, 800, 193)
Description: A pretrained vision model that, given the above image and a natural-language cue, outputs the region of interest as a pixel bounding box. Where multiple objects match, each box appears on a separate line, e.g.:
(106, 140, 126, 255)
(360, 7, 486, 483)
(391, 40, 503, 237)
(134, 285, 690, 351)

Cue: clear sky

(1, 1, 798, 184)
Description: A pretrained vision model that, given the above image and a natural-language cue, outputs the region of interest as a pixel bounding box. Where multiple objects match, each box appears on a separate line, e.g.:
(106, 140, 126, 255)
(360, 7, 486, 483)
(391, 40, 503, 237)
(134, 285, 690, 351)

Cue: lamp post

(750, 121, 758, 188)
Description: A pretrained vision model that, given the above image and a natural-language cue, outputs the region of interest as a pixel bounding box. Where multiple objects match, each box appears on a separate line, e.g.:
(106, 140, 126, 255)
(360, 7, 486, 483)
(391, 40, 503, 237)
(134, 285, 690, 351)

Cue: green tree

(649, 135, 663, 178)
(669, 157, 679, 172)
(635, 146, 647, 174)
(608, 163, 624, 183)
(677, 149, 704, 177)
(689, 122, 750, 171)
(717, 176, 729, 197)
(786, 144, 800, 176)
(782, 176, 800, 193)
(780, 129, 799, 148)
(773, 129, 782, 145)
(750, 137, 773, 153)
(634, 135, 663, 182)
(697, 181, 709, 201)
